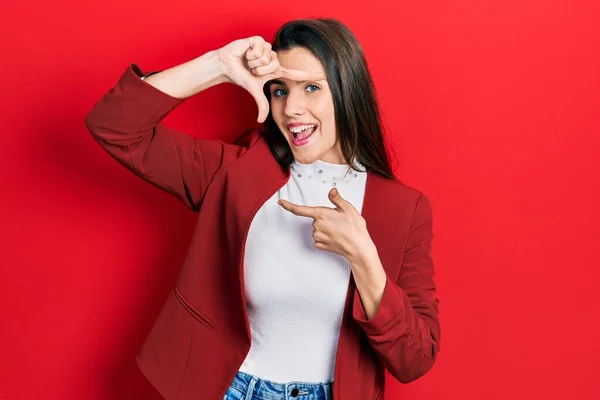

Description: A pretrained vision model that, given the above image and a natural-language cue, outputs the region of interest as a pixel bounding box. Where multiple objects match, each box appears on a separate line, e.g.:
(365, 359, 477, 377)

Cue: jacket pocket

(172, 285, 216, 329)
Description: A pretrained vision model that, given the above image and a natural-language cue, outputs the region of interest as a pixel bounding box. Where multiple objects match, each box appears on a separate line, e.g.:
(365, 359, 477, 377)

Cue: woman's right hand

(216, 36, 325, 123)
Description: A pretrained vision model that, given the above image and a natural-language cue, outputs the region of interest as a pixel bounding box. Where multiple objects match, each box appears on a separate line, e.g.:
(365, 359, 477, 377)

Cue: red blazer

(85, 63, 441, 400)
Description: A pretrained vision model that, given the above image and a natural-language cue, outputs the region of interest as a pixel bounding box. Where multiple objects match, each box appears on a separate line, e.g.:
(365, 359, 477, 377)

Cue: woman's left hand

(278, 188, 377, 264)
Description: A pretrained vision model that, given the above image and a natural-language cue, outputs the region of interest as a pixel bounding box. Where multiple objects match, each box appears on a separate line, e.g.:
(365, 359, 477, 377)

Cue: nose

(283, 89, 306, 116)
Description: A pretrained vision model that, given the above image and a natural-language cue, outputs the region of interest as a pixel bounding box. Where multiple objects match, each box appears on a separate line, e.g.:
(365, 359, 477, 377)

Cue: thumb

(247, 84, 270, 123)
(328, 188, 348, 210)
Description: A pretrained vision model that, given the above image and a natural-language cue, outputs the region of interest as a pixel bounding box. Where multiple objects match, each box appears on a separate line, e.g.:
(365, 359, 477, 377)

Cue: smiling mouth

(289, 125, 317, 140)
(289, 125, 317, 146)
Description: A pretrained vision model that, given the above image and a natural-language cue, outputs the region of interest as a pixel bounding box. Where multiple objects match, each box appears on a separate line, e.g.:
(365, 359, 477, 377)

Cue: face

(268, 47, 345, 165)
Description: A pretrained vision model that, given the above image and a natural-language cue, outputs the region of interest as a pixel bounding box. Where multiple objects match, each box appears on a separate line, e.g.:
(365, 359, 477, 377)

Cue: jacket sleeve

(352, 193, 441, 383)
(84, 63, 249, 212)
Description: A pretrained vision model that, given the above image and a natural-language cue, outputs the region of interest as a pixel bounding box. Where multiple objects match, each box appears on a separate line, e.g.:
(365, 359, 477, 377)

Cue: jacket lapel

(333, 170, 391, 399)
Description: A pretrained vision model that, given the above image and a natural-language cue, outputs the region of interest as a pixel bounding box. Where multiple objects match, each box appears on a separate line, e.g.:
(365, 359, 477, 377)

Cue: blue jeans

(223, 370, 334, 400)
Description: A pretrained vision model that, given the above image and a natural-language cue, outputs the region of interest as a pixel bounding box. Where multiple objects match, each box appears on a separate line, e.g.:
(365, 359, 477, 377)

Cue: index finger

(276, 67, 326, 82)
(279, 200, 327, 219)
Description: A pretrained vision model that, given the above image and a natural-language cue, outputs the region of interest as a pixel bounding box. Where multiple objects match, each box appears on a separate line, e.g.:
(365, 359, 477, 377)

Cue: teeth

(289, 124, 316, 133)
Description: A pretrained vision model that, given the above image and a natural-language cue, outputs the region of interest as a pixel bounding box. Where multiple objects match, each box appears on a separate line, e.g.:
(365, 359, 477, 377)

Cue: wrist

(348, 237, 378, 266)
(190, 50, 231, 90)
(206, 49, 232, 84)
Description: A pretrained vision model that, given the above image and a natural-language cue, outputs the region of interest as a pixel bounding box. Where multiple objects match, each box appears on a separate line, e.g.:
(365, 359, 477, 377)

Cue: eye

(271, 84, 320, 98)
(272, 88, 287, 97)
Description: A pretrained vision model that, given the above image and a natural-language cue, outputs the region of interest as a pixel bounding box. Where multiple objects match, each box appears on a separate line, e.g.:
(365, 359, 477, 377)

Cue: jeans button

(291, 388, 299, 397)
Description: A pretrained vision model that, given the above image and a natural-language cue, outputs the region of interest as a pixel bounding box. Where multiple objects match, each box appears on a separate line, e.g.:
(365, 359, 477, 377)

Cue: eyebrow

(269, 79, 315, 86)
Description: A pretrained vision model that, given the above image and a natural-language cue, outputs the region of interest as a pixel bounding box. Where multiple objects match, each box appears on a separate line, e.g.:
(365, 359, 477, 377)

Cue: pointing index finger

(276, 67, 326, 83)
(279, 200, 325, 219)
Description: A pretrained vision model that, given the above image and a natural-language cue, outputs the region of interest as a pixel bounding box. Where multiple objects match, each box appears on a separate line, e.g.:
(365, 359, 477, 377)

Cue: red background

(2, 1, 599, 399)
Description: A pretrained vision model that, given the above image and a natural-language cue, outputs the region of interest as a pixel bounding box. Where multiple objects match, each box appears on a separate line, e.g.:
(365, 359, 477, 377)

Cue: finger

(246, 36, 266, 61)
(312, 220, 328, 233)
(247, 55, 271, 69)
(314, 241, 328, 250)
(278, 199, 322, 218)
(247, 45, 273, 69)
(275, 67, 326, 82)
(252, 61, 281, 77)
(328, 188, 349, 211)
(247, 84, 270, 123)
(249, 51, 279, 73)
(262, 41, 272, 57)
(312, 231, 329, 242)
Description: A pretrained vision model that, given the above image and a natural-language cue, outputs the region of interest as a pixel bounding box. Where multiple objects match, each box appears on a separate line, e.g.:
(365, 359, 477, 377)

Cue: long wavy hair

(260, 18, 398, 181)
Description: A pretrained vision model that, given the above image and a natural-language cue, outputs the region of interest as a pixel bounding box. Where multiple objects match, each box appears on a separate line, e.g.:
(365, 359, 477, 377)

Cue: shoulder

(396, 182, 433, 223)
(371, 173, 433, 221)
(371, 171, 428, 203)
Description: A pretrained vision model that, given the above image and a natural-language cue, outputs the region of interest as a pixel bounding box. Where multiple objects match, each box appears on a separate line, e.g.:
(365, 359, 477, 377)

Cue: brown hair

(261, 17, 399, 181)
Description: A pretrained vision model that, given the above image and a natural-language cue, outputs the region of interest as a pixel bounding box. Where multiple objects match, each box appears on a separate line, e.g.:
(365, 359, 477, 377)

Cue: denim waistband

(228, 370, 334, 400)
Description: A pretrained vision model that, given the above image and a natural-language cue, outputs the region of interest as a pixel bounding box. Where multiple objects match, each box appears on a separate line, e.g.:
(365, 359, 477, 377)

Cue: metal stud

(319, 170, 323, 173)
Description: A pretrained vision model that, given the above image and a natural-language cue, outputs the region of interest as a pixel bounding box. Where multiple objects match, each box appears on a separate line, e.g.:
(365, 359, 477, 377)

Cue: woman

(85, 18, 440, 400)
